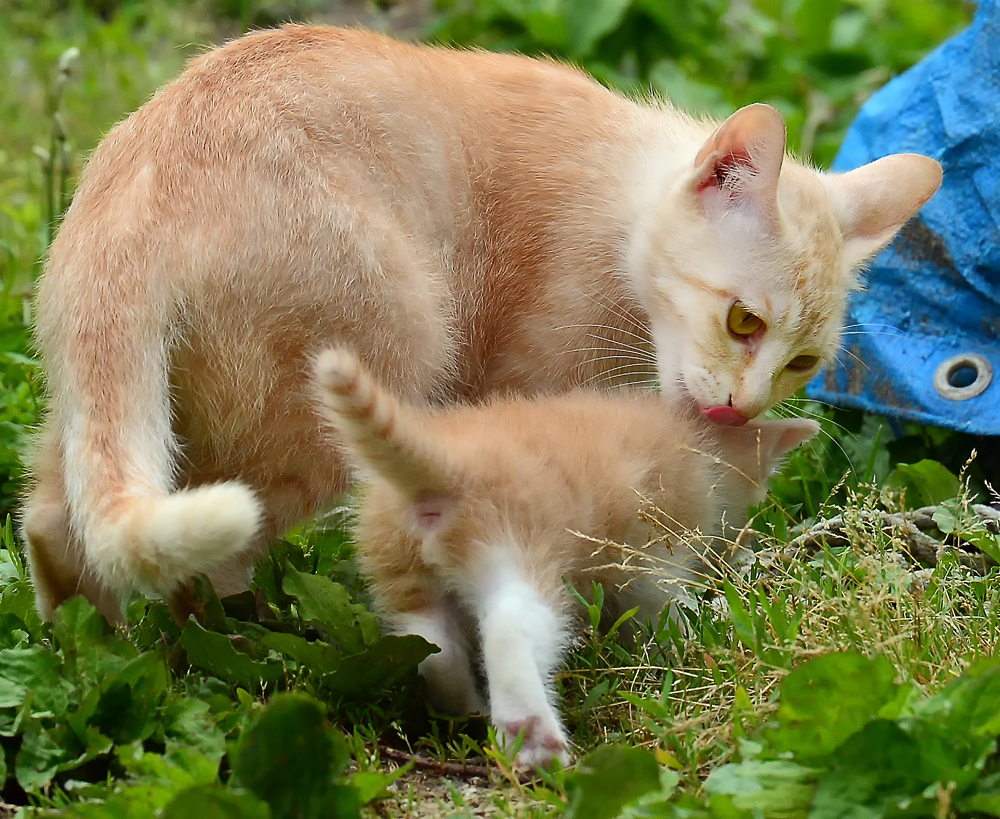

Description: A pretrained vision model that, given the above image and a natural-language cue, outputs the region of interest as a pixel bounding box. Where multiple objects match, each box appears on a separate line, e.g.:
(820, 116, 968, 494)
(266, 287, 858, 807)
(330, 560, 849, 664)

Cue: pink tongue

(701, 405, 750, 427)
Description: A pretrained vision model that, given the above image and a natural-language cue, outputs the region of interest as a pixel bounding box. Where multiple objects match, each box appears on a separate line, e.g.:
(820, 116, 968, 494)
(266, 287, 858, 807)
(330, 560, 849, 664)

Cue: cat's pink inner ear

(691, 103, 786, 220)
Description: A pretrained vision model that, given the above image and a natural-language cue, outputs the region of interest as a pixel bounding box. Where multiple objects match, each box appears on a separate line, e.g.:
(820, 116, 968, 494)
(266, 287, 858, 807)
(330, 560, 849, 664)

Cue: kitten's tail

(314, 348, 454, 496)
(28, 237, 263, 604)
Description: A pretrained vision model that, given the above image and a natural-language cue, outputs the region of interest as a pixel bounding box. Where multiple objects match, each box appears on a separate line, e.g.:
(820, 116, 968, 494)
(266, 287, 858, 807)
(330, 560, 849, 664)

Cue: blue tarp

(807, 0, 1000, 435)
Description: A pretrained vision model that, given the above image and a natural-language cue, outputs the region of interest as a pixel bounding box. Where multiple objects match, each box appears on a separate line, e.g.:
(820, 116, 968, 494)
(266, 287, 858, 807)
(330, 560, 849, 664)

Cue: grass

(1, 1, 998, 817)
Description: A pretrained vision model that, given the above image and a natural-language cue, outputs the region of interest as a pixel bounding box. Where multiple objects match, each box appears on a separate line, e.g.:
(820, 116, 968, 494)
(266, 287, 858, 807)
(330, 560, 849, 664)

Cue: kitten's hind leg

(476, 570, 571, 769)
(394, 600, 484, 716)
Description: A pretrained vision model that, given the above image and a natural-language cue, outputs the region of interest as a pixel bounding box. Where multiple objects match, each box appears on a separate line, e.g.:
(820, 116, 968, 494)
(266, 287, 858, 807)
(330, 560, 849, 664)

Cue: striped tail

(313, 348, 453, 497)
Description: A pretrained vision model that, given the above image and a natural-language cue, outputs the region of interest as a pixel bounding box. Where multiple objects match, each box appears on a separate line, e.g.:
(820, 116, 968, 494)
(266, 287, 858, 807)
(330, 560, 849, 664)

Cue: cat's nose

(700, 404, 750, 426)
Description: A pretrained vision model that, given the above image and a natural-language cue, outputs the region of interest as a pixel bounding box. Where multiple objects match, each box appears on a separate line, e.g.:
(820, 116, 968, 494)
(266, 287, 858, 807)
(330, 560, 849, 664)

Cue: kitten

(314, 348, 819, 768)
(21, 25, 938, 622)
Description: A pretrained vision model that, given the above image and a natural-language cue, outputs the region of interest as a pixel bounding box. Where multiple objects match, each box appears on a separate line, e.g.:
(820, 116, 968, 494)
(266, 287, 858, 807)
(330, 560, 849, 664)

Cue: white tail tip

(89, 481, 263, 593)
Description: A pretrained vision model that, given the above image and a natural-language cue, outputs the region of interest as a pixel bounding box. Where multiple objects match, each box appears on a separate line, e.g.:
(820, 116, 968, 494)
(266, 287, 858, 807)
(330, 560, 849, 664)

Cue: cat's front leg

(476, 570, 571, 769)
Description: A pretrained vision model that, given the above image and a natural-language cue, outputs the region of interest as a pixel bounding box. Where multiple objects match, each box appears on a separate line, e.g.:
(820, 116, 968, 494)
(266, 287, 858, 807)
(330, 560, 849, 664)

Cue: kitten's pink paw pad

(498, 716, 571, 769)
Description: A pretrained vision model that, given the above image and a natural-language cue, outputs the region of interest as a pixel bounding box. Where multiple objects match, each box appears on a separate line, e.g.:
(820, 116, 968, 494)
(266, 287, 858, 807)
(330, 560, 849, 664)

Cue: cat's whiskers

(842, 322, 909, 334)
(770, 401, 858, 490)
(577, 287, 652, 340)
(553, 347, 655, 365)
(582, 371, 659, 390)
(584, 332, 657, 361)
(834, 347, 872, 374)
(551, 321, 656, 355)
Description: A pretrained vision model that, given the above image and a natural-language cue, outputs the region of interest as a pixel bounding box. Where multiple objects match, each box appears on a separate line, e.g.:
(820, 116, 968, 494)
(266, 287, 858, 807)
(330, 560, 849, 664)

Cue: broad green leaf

(793, 0, 839, 51)
(0, 645, 72, 716)
(190, 573, 230, 634)
(261, 631, 342, 676)
(68, 651, 169, 748)
(282, 568, 375, 653)
(913, 657, 1000, 735)
(60, 746, 227, 818)
(705, 759, 816, 816)
(959, 773, 1000, 815)
(16, 722, 110, 793)
(232, 693, 356, 819)
(566, 745, 661, 819)
(884, 460, 959, 507)
(322, 634, 436, 699)
(119, 743, 221, 787)
(810, 720, 928, 819)
(0, 675, 26, 708)
(165, 696, 227, 765)
(0, 612, 30, 650)
(933, 500, 1000, 562)
(0, 579, 43, 639)
(180, 619, 283, 688)
(650, 60, 732, 117)
(16, 724, 68, 793)
(161, 784, 272, 818)
(351, 768, 410, 805)
(565, 0, 632, 57)
(768, 652, 899, 762)
(52, 595, 136, 688)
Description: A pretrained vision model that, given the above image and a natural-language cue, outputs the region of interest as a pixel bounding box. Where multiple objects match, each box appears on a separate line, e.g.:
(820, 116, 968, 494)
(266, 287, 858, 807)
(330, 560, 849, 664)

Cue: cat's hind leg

(475, 566, 571, 769)
(393, 596, 484, 716)
(21, 425, 123, 623)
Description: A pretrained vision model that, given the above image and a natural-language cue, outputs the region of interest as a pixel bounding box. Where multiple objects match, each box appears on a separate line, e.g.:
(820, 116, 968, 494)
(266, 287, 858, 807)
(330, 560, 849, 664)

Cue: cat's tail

(29, 232, 263, 604)
(314, 348, 455, 497)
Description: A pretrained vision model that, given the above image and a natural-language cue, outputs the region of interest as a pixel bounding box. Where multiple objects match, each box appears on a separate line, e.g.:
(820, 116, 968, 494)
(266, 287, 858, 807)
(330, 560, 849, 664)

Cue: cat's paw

(497, 714, 571, 770)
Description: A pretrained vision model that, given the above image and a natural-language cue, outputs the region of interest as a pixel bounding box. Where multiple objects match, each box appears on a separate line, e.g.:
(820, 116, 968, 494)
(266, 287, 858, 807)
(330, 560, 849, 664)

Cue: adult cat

(314, 347, 820, 768)
(21, 25, 941, 622)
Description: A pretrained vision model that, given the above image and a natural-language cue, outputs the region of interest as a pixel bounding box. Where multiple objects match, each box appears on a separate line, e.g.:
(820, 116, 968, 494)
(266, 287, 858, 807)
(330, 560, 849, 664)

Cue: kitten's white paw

(497, 714, 571, 770)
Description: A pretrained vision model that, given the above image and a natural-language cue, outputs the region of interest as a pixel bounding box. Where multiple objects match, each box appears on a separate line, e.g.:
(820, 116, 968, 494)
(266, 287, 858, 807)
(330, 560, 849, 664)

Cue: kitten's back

(315, 349, 722, 579)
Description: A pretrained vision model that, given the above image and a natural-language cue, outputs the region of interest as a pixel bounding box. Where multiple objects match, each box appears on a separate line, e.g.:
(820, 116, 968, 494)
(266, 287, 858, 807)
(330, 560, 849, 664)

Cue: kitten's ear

(759, 418, 822, 463)
(715, 417, 819, 477)
(824, 153, 943, 268)
(690, 103, 786, 224)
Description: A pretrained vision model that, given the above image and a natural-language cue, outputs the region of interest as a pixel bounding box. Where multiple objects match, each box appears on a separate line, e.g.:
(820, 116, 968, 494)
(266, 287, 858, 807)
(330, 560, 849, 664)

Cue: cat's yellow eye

(727, 303, 764, 338)
(786, 354, 820, 372)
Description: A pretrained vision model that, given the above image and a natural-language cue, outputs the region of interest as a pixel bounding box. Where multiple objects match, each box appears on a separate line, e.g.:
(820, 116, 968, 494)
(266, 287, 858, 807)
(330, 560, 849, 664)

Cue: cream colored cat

(21, 25, 940, 623)
(314, 347, 819, 768)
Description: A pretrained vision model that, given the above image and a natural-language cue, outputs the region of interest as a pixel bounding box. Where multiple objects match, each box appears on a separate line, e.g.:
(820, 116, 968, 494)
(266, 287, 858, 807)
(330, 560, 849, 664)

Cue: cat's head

(630, 104, 942, 426)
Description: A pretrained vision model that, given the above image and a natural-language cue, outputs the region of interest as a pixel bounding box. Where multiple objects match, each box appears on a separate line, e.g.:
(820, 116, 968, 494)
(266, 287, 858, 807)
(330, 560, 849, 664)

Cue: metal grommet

(934, 353, 993, 401)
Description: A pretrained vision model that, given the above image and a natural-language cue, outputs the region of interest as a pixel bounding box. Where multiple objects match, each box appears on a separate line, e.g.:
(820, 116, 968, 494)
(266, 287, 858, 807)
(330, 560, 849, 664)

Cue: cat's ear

(690, 103, 786, 224)
(824, 153, 943, 268)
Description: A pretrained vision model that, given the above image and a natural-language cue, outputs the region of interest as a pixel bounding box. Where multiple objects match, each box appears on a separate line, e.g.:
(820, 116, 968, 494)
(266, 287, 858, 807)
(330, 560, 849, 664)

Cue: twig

(378, 745, 491, 780)
(777, 505, 997, 573)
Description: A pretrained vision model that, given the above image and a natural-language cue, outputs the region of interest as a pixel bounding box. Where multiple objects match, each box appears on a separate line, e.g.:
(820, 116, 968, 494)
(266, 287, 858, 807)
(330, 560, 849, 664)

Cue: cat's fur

(21, 25, 940, 622)
(314, 347, 819, 768)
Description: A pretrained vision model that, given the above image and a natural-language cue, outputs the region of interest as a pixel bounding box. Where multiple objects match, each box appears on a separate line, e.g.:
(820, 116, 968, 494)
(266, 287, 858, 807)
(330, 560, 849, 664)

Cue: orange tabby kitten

(22, 25, 939, 622)
(314, 347, 819, 768)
